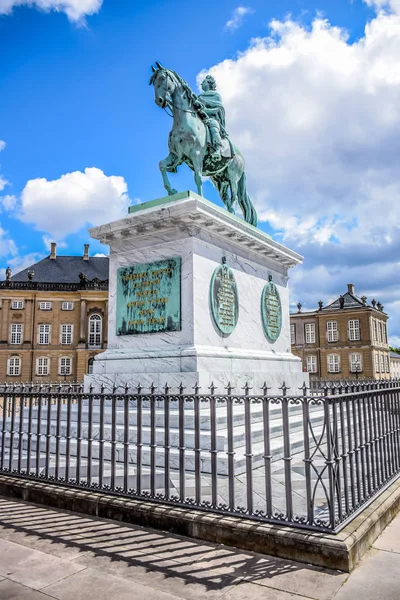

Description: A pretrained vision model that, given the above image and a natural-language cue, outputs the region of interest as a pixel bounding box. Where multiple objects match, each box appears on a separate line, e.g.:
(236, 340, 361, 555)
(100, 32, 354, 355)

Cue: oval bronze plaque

(261, 277, 282, 342)
(210, 259, 239, 336)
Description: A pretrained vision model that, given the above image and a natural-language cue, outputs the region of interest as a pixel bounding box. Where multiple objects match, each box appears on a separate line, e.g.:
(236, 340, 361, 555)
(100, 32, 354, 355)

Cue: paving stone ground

(0, 495, 399, 599)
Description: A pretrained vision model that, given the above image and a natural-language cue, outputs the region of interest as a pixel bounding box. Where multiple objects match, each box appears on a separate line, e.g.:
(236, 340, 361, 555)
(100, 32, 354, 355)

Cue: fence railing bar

(123, 385, 129, 493)
(193, 383, 201, 506)
(209, 383, 217, 509)
(262, 383, 273, 519)
(164, 384, 171, 501)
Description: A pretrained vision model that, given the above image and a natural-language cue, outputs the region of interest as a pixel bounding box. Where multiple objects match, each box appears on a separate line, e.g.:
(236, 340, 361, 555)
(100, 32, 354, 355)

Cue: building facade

(0, 243, 109, 382)
(290, 284, 390, 380)
(390, 351, 400, 379)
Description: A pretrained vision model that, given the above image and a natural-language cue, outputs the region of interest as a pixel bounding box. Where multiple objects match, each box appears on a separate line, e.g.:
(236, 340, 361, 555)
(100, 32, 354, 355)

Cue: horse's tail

(237, 172, 257, 227)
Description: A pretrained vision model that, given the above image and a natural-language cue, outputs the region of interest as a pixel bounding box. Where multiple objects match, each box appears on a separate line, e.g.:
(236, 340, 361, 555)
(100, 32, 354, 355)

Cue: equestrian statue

(150, 62, 257, 227)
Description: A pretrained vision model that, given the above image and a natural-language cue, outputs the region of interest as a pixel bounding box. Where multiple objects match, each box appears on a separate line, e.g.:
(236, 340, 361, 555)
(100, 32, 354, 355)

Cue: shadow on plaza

(0, 497, 343, 593)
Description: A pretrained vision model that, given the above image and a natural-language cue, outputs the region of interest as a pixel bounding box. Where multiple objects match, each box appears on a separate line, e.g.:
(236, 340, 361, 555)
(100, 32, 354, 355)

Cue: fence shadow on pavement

(0, 496, 344, 593)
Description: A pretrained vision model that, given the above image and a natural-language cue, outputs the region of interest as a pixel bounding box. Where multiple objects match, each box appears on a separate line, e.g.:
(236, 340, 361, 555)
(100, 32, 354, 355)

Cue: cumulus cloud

(19, 167, 130, 240)
(0, 0, 103, 23)
(225, 6, 253, 32)
(203, 11, 400, 342)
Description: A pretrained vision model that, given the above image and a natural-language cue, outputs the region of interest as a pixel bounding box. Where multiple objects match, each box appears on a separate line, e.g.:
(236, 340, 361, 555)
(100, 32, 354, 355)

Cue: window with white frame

(306, 355, 317, 373)
(349, 353, 362, 373)
(348, 319, 360, 341)
(61, 302, 73, 311)
(88, 357, 95, 374)
(327, 354, 340, 373)
(373, 319, 378, 342)
(383, 323, 388, 344)
(38, 324, 51, 345)
(60, 324, 73, 344)
(379, 321, 383, 343)
(36, 357, 49, 376)
(7, 356, 21, 376)
(375, 352, 380, 373)
(88, 314, 102, 348)
(326, 321, 339, 342)
(290, 324, 295, 345)
(11, 300, 24, 310)
(39, 302, 52, 310)
(305, 323, 316, 344)
(59, 357, 72, 376)
(10, 324, 23, 344)
(380, 353, 385, 373)
(385, 353, 390, 373)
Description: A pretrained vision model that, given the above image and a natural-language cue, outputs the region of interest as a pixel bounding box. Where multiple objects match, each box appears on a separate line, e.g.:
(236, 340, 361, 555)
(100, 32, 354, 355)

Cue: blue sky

(1, 0, 400, 343)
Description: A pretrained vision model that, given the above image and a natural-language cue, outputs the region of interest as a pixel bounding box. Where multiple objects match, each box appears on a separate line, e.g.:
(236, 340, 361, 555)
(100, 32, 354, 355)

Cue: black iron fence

(0, 380, 400, 533)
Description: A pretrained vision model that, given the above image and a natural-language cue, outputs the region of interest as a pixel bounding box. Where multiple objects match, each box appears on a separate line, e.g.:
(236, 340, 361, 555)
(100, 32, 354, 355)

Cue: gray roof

(390, 351, 400, 360)
(321, 291, 366, 311)
(10, 256, 109, 284)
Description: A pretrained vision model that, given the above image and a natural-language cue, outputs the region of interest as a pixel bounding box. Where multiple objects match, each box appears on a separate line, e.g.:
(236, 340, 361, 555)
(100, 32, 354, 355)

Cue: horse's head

(149, 63, 176, 108)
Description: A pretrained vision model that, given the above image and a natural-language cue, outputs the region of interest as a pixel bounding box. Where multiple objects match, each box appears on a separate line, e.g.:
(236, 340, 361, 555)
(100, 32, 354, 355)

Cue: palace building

(0, 243, 108, 382)
(290, 284, 390, 380)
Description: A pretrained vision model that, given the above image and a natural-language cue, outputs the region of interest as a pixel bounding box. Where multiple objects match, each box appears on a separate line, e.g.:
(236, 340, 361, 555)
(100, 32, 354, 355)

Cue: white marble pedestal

(85, 191, 306, 394)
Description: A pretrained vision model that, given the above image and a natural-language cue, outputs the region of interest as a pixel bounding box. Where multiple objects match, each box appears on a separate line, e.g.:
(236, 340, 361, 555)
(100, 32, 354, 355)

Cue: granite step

(8, 408, 325, 452)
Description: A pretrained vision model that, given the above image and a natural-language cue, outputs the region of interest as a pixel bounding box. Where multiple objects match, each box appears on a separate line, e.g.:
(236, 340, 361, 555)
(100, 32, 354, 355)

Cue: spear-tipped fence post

(280, 381, 293, 521)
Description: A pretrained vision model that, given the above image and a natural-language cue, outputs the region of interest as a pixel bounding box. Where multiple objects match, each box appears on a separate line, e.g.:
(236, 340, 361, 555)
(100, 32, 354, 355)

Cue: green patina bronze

(261, 275, 282, 343)
(210, 258, 239, 336)
(149, 62, 257, 228)
(116, 257, 181, 335)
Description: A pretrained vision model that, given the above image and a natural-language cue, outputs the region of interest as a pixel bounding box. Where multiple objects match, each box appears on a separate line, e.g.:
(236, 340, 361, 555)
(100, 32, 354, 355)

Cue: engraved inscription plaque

(210, 258, 239, 335)
(261, 276, 282, 342)
(116, 257, 181, 335)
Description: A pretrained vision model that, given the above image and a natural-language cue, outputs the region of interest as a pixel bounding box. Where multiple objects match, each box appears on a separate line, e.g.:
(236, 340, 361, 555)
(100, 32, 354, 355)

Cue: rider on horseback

(196, 75, 227, 161)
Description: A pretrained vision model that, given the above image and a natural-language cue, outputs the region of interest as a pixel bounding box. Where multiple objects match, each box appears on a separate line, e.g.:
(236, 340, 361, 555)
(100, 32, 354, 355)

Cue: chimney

(347, 283, 355, 295)
(50, 242, 57, 260)
(83, 244, 89, 261)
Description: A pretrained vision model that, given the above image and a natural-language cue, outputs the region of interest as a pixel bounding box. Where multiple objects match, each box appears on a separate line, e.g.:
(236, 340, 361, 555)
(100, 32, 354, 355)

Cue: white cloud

(203, 10, 400, 341)
(19, 167, 131, 240)
(225, 6, 253, 32)
(1, 251, 44, 280)
(203, 14, 400, 247)
(364, 0, 400, 14)
(0, 141, 6, 152)
(0, 0, 102, 23)
(42, 235, 66, 251)
(2, 194, 17, 211)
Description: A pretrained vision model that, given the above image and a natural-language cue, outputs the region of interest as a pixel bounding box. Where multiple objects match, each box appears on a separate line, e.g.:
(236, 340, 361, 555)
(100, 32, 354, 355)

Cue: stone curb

(0, 474, 399, 572)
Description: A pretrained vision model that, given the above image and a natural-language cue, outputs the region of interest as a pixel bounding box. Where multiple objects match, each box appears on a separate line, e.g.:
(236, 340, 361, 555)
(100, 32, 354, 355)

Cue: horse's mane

(150, 68, 201, 109)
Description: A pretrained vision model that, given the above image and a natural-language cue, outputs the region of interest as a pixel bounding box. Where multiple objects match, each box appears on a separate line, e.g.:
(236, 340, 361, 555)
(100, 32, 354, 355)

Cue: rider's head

(201, 75, 217, 92)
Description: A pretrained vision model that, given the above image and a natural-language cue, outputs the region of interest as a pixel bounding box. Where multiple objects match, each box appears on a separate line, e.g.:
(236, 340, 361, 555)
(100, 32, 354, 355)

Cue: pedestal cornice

(89, 191, 303, 270)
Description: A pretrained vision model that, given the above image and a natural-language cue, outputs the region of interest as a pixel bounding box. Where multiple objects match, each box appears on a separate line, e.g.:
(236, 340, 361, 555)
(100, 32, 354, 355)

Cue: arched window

(88, 314, 102, 348)
(88, 357, 95, 374)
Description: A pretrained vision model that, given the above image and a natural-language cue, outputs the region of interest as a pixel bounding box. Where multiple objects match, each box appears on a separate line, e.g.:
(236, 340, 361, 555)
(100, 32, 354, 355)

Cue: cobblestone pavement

(0, 496, 399, 599)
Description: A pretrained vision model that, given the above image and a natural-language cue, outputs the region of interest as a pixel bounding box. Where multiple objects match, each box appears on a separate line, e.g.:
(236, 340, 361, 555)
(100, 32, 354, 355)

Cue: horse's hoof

(168, 189, 178, 196)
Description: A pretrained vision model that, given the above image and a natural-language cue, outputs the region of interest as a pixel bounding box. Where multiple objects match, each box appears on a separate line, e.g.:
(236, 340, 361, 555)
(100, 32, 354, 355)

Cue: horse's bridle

(156, 69, 198, 118)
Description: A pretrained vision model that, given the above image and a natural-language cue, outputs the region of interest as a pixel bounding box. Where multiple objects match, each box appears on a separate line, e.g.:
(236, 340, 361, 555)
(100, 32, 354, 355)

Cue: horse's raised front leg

(159, 153, 179, 196)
